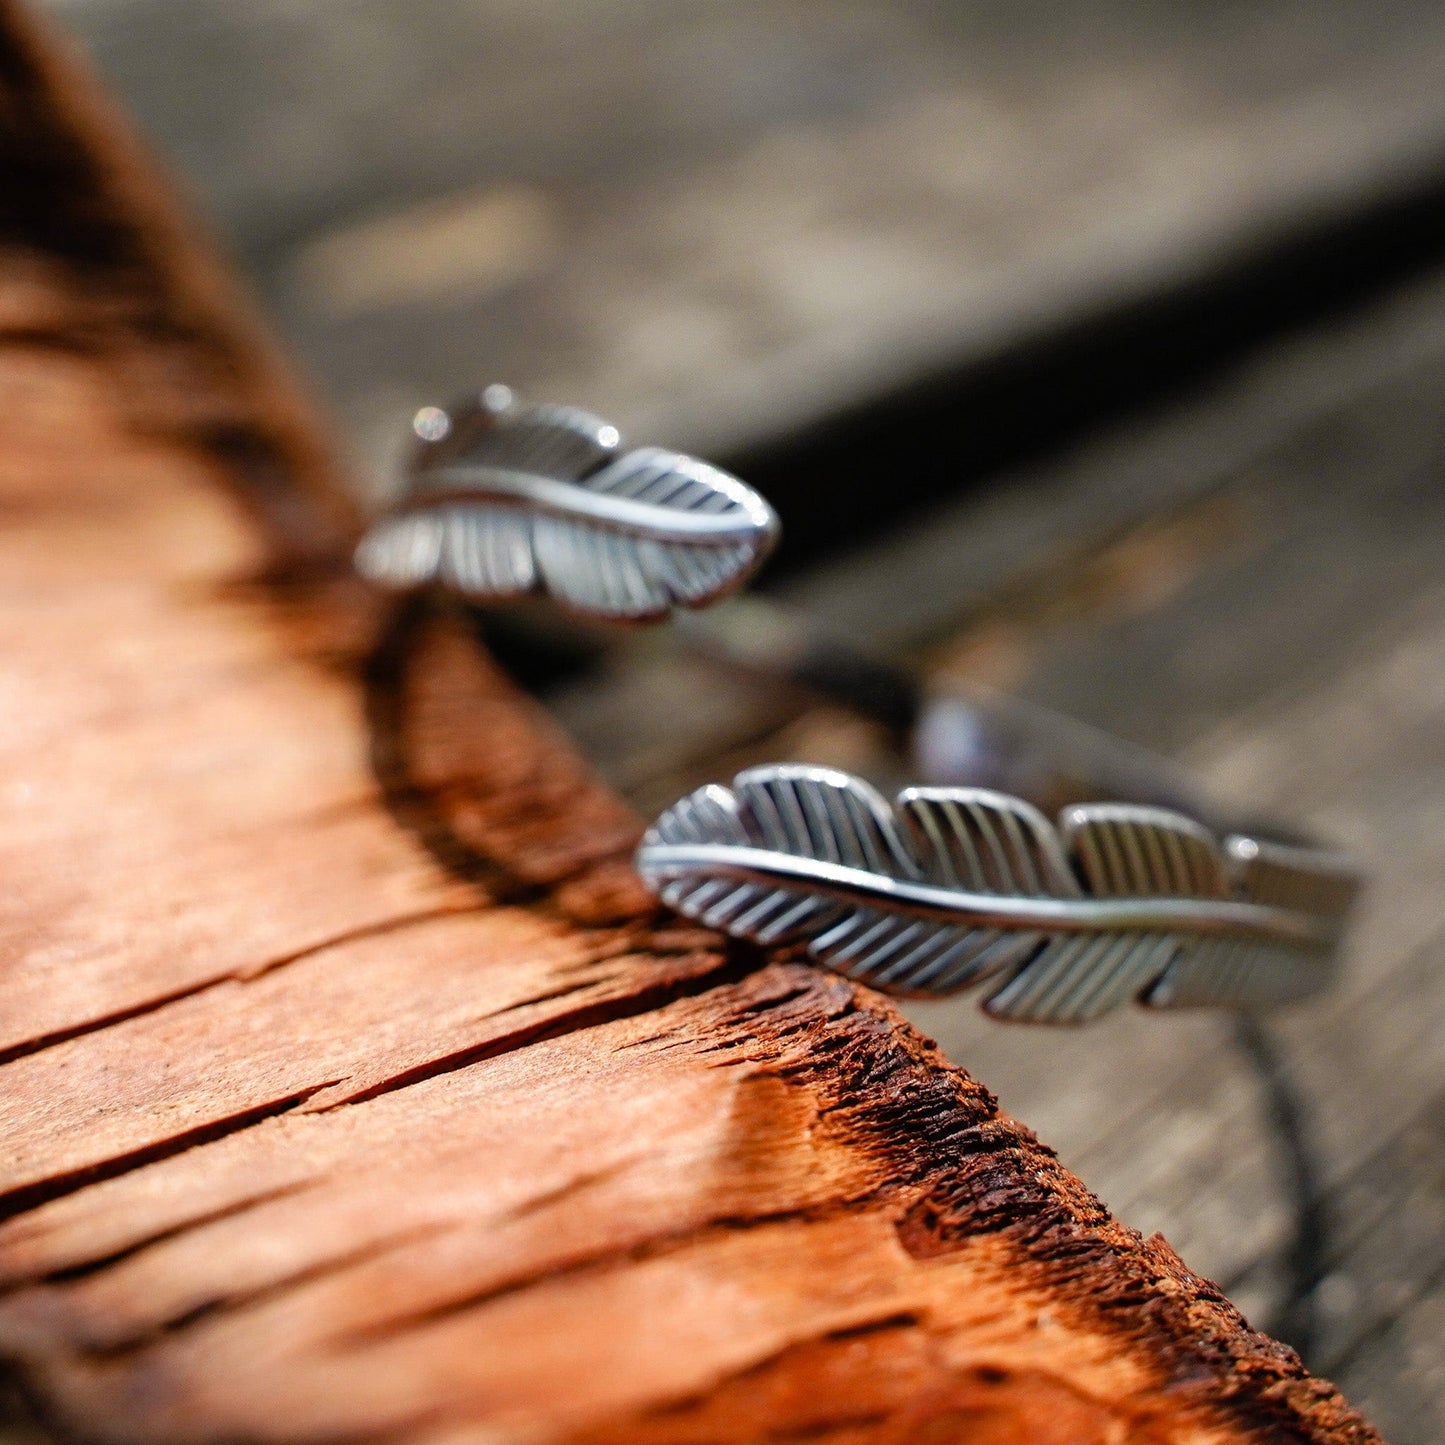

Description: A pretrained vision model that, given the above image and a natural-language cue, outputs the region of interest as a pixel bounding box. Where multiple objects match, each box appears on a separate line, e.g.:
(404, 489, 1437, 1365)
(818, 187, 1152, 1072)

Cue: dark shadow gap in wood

(26, 1183, 317, 1289)
(0, 906, 478, 1070)
(0, 1086, 342, 1224)
(309, 951, 754, 1113)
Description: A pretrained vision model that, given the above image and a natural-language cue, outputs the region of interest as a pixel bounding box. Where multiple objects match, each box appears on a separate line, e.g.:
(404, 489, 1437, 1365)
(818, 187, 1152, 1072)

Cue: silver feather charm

(636, 765, 1357, 1021)
(355, 387, 779, 620)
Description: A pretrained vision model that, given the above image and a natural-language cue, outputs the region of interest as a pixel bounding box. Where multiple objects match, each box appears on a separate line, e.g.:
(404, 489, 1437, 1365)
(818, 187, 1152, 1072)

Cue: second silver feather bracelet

(357, 386, 1362, 1025)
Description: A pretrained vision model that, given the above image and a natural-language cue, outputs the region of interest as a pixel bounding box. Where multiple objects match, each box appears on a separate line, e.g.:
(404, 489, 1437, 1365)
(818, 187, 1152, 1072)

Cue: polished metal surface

(355, 386, 779, 620)
(637, 763, 1360, 1021)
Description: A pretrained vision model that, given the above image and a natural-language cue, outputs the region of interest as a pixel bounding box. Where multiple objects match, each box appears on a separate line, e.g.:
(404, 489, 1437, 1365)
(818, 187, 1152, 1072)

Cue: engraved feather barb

(355, 386, 779, 620)
(636, 765, 1358, 1021)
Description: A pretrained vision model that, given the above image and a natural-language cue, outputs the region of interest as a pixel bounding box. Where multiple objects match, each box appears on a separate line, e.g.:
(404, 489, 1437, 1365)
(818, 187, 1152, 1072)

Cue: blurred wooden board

(44, 0, 1445, 474)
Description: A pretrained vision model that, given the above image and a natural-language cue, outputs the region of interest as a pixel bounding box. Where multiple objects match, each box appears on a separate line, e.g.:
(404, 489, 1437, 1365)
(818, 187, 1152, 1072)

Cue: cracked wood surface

(0, 3, 1385, 1441)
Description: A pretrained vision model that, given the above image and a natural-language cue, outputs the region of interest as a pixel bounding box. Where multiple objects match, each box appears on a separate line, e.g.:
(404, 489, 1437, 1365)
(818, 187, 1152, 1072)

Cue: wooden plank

(40, 0, 1435, 1421)
(1333, 1272, 1445, 1445)
(1231, 1082, 1445, 1442)
(0, 4, 1381, 1441)
(46, 0, 1445, 470)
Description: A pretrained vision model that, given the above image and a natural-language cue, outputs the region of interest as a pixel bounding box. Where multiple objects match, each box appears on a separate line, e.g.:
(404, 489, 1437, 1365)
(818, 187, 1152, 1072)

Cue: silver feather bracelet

(357, 387, 1362, 1023)
(637, 765, 1357, 1022)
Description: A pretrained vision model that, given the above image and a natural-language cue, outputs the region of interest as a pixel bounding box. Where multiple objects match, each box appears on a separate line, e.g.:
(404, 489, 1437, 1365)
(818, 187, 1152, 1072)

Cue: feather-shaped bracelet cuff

(637, 764, 1359, 1022)
(351, 387, 1358, 1022)
(355, 385, 779, 621)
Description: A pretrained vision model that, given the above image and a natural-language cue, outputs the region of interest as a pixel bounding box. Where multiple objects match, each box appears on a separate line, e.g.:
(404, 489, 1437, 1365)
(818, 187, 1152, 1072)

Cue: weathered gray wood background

(44, 0, 1445, 468)
(36, 2, 1445, 1440)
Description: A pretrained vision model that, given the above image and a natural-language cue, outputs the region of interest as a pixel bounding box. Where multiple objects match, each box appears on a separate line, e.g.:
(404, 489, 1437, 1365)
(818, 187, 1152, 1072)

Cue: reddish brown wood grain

(0, 2, 1384, 1440)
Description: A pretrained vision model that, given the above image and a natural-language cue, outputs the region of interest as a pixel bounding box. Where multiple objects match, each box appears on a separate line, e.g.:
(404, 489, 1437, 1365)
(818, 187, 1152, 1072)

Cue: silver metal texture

(636, 764, 1360, 1022)
(355, 385, 779, 620)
